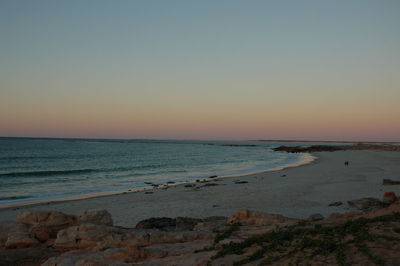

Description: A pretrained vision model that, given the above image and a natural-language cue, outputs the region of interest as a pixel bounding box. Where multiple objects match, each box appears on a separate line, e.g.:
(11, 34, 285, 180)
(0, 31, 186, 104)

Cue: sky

(1, 0, 399, 141)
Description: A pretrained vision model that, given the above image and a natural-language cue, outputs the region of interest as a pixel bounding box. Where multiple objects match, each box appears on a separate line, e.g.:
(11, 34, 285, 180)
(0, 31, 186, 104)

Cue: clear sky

(1, 0, 399, 141)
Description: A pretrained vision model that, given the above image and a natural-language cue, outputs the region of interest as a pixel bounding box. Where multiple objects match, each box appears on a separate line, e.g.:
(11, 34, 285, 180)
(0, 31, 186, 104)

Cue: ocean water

(0, 138, 307, 205)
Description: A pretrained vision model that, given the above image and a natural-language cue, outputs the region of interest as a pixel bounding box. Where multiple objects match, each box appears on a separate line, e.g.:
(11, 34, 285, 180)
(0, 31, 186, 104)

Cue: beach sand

(1, 150, 399, 227)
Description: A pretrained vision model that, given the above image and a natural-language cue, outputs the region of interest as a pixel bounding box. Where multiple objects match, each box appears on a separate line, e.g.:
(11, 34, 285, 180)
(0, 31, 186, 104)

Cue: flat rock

(5, 232, 40, 249)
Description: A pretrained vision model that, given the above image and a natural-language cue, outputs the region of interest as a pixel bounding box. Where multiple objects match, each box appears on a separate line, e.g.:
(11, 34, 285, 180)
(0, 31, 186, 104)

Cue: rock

(54, 223, 127, 249)
(136, 218, 176, 231)
(383, 192, 397, 205)
(16, 211, 78, 241)
(327, 211, 363, 221)
(175, 217, 203, 231)
(184, 184, 196, 188)
(79, 209, 113, 226)
(209, 175, 218, 178)
(383, 179, 400, 185)
(193, 217, 227, 232)
(0, 247, 61, 266)
(228, 210, 293, 226)
(135, 217, 203, 231)
(5, 232, 40, 248)
(0, 221, 28, 245)
(16, 210, 77, 227)
(234, 181, 248, 184)
(347, 197, 383, 211)
(309, 213, 324, 220)
(328, 201, 343, 207)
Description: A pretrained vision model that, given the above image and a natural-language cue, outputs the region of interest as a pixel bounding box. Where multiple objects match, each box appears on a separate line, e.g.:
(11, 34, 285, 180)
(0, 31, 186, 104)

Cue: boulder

(79, 209, 113, 226)
(228, 210, 293, 226)
(54, 223, 127, 249)
(5, 232, 40, 249)
(0, 221, 28, 245)
(16, 211, 78, 242)
(347, 197, 383, 211)
(382, 192, 397, 205)
(16, 210, 77, 227)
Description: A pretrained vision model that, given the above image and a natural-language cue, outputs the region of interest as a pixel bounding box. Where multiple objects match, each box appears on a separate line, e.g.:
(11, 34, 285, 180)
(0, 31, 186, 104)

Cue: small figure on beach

(344, 161, 349, 166)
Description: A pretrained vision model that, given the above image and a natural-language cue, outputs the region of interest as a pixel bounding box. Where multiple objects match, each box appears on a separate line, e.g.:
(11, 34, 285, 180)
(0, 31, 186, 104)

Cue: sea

(0, 137, 311, 205)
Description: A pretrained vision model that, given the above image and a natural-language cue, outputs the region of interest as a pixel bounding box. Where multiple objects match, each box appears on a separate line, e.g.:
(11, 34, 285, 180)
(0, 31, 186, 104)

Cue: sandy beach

(1, 150, 400, 227)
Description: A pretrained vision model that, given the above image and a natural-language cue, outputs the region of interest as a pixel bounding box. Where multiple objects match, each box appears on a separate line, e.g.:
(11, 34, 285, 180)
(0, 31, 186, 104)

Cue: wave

(0, 169, 95, 178)
(0, 163, 174, 178)
(0, 195, 32, 201)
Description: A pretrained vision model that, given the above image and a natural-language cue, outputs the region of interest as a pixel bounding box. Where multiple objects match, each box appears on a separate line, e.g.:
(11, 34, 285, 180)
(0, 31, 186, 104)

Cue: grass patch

(214, 223, 240, 244)
(210, 212, 400, 265)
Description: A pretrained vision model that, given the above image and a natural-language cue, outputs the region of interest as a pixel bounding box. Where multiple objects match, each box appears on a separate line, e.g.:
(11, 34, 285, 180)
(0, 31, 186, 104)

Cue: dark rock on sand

(184, 184, 196, 188)
(208, 175, 218, 178)
(234, 181, 248, 184)
(383, 179, 400, 185)
(328, 201, 343, 207)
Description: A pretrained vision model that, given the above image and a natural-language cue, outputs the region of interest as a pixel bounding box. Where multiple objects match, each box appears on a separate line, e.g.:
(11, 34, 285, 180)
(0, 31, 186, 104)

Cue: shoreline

(0, 153, 316, 209)
(1, 149, 399, 227)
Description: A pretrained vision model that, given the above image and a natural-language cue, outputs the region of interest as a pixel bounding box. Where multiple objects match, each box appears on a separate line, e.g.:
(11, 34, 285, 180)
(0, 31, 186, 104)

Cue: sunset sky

(1, 0, 399, 141)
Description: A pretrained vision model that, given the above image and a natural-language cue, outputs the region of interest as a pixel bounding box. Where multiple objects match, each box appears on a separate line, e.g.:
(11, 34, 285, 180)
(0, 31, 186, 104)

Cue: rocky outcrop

(2, 197, 400, 266)
(274, 143, 400, 153)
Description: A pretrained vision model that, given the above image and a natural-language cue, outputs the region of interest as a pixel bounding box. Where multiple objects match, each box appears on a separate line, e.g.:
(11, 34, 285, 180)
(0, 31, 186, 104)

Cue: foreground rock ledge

(1, 200, 400, 265)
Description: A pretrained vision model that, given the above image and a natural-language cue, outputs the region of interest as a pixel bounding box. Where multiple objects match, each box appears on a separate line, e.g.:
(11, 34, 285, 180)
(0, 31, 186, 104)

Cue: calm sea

(0, 138, 307, 204)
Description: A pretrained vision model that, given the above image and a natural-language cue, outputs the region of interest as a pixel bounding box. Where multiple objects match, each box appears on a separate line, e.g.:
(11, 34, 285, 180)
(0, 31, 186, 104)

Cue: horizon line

(1, 136, 399, 144)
